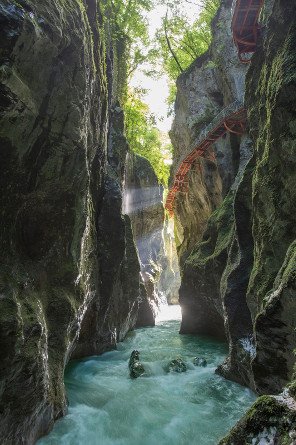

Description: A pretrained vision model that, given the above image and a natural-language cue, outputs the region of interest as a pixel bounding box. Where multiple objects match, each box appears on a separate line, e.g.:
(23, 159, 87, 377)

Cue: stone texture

(159, 218, 181, 305)
(219, 394, 296, 445)
(0, 1, 144, 443)
(171, 0, 296, 409)
(171, 0, 296, 441)
(124, 152, 165, 325)
(170, 0, 248, 264)
(171, 0, 248, 339)
(244, 0, 296, 395)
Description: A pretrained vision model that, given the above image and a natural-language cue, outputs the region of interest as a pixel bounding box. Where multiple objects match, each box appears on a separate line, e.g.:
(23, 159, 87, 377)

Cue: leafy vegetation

(101, 0, 219, 184)
(101, 0, 154, 100)
(124, 88, 172, 185)
(155, 0, 220, 109)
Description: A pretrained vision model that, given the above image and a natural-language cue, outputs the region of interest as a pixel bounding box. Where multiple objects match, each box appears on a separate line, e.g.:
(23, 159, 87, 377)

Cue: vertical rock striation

(171, 0, 248, 339)
(124, 152, 165, 326)
(171, 0, 296, 441)
(219, 0, 296, 398)
(0, 0, 149, 443)
(244, 0, 296, 395)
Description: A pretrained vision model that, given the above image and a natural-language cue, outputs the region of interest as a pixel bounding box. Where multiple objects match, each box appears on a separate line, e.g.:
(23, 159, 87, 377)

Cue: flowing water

(38, 306, 256, 445)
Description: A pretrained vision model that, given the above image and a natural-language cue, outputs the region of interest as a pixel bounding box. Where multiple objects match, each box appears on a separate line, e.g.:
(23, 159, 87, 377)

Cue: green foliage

(101, 0, 220, 184)
(102, 0, 152, 38)
(154, 0, 220, 108)
(124, 88, 172, 185)
(102, 0, 154, 89)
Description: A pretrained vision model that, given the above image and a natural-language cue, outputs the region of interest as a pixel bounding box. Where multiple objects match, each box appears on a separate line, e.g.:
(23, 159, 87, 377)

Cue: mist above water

(38, 306, 255, 445)
(122, 185, 162, 215)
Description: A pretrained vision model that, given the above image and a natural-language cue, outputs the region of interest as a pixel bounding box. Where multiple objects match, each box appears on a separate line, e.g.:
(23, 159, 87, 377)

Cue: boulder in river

(129, 350, 145, 379)
(168, 358, 187, 373)
(193, 357, 207, 367)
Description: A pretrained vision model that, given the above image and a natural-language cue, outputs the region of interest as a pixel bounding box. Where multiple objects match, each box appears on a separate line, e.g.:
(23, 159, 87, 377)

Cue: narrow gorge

(0, 0, 295, 444)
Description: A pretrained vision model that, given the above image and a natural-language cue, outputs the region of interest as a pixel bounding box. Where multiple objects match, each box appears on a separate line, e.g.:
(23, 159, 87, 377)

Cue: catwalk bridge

(165, 102, 247, 216)
(165, 0, 263, 216)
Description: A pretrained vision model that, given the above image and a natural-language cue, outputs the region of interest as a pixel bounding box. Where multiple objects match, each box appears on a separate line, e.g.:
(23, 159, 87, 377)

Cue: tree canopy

(124, 88, 172, 186)
(155, 0, 220, 108)
(102, 0, 220, 185)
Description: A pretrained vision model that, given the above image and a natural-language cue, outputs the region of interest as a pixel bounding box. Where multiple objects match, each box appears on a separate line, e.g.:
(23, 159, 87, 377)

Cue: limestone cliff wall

(159, 218, 181, 305)
(0, 1, 145, 443)
(244, 0, 296, 395)
(218, 0, 296, 399)
(171, 0, 248, 338)
(172, 0, 296, 441)
(170, 0, 247, 266)
(124, 152, 165, 325)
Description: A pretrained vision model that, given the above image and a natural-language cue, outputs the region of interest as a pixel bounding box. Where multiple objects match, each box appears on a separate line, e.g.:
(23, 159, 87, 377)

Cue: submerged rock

(168, 358, 187, 373)
(193, 357, 207, 367)
(129, 350, 145, 379)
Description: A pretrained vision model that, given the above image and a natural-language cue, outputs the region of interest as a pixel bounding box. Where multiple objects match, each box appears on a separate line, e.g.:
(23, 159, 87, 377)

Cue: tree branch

(164, 9, 184, 73)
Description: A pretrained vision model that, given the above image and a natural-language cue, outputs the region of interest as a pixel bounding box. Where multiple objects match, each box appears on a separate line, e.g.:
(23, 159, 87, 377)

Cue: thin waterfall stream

(38, 306, 256, 445)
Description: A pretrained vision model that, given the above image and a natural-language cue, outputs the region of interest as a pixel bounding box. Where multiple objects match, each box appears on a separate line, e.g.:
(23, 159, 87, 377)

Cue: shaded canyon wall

(171, 0, 296, 441)
(0, 0, 167, 443)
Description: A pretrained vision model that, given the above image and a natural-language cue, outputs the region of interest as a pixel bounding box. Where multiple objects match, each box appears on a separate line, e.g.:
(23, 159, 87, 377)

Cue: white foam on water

(38, 315, 256, 445)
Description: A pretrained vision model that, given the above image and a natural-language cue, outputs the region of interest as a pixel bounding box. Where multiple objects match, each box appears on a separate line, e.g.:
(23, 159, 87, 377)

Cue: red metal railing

(165, 103, 247, 216)
(231, 0, 264, 63)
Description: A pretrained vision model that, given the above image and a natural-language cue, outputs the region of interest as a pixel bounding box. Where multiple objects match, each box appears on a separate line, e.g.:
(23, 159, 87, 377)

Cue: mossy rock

(129, 350, 145, 379)
(219, 396, 296, 445)
(167, 357, 187, 373)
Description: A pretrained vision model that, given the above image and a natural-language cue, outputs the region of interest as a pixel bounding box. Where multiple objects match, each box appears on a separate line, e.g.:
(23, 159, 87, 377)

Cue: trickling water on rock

(38, 306, 256, 445)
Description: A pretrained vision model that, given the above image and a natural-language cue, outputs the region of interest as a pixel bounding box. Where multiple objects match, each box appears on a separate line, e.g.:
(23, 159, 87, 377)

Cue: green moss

(246, 21, 296, 315)
(288, 380, 296, 400)
(186, 191, 235, 267)
(219, 396, 296, 445)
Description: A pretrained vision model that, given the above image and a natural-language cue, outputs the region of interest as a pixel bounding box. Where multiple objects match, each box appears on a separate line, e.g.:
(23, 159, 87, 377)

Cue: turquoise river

(38, 306, 256, 445)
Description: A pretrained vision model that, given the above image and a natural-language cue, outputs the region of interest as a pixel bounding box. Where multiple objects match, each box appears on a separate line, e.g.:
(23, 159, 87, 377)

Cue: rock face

(124, 152, 165, 325)
(71, 105, 141, 359)
(128, 350, 145, 379)
(243, 0, 296, 395)
(219, 394, 296, 445)
(124, 152, 180, 324)
(159, 218, 181, 305)
(171, 0, 248, 340)
(218, 0, 296, 397)
(0, 1, 151, 443)
(171, 0, 296, 441)
(167, 357, 187, 373)
(170, 0, 247, 265)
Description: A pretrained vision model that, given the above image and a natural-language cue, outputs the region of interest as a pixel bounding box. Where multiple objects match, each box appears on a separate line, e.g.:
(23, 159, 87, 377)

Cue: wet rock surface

(0, 1, 150, 442)
(170, 0, 247, 265)
(124, 152, 165, 325)
(171, 0, 296, 442)
(172, 0, 248, 343)
(129, 350, 145, 379)
(167, 358, 187, 373)
(219, 394, 296, 445)
(193, 357, 207, 367)
(243, 0, 296, 395)
(173, 0, 296, 395)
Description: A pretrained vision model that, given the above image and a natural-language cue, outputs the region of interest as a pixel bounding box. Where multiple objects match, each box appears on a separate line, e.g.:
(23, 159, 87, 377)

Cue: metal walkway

(165, 101, 247, 216)
(232, 0, 263, 63)
(165, 0, 264, 216)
